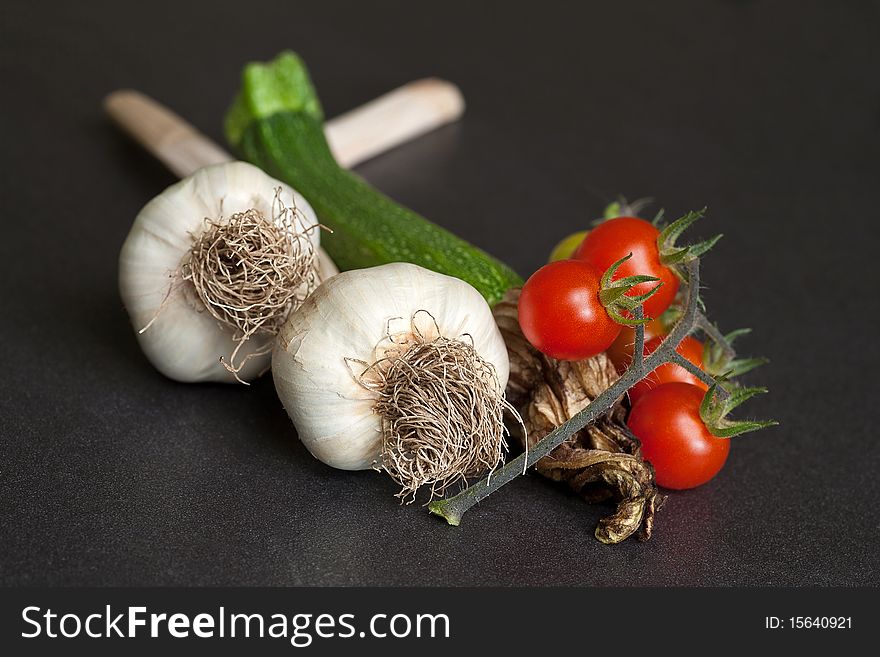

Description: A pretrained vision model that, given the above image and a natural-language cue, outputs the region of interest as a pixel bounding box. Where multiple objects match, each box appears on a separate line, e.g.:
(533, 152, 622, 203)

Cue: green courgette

(224, 51, 523, 306)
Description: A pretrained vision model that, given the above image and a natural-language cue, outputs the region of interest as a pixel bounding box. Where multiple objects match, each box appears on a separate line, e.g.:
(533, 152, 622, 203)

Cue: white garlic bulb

(119, 161, 336, 383)
(272, 263, 511, 485)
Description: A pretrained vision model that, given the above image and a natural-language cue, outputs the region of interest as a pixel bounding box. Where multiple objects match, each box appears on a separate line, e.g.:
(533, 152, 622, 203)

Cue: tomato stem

(430, 259, 707, 529)
(632, 307, 646, 375)
(668, 350, 718, 390)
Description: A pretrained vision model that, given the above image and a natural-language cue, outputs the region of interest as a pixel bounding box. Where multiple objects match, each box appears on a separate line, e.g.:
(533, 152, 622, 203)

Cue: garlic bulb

(119, 161, 337, 383)
(272, 262, 512, 500)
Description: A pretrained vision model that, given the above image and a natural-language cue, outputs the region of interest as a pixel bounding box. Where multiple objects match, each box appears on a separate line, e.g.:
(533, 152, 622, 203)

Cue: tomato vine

(429, 258, 776, 527)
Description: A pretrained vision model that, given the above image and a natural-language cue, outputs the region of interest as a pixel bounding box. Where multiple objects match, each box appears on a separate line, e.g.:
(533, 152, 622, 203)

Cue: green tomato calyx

(699, 382, 778, 438)
(591, 196, 655, 227)
(703, 326, 769, 379)
(598, 253, 662, 326)
(657, 208, 723, 273)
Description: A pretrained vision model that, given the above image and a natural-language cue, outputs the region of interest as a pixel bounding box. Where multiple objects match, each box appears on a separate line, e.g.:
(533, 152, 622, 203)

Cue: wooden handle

(104, 79, 464, 177)
(324, 78, 464, 168)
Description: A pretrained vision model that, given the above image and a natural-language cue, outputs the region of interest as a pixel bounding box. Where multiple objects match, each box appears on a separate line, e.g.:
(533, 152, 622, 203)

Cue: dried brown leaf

(494, 288, 665, 543)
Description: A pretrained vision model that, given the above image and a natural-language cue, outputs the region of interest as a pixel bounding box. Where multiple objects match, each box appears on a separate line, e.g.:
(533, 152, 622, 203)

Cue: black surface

(2, 0, 878, 586)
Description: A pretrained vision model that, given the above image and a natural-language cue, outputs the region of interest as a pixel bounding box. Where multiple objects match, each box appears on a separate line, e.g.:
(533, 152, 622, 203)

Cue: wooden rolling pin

(104, 78, 465, 178)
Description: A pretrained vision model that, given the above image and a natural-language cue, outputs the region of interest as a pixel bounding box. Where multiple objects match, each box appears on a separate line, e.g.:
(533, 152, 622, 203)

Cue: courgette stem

(226, 52, 523, 306)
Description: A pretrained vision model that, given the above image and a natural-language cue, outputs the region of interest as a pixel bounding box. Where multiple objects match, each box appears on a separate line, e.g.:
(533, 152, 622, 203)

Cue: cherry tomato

(627, 382, 729, 490)
(574, 216, 678, 318)
(605, 317, 667, 374)
(548, 230, 589, 262)
(628, 335, 707, 405)
(518, 259, 622, 361)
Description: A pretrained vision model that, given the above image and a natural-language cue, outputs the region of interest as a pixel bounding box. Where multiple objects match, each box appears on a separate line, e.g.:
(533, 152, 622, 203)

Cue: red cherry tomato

(605, 317, 667, 374)
(518, 260, 622, 361)
(628, 335, 707, 405)
(627, 382, 730, 490)
(574, 216, 679, 318)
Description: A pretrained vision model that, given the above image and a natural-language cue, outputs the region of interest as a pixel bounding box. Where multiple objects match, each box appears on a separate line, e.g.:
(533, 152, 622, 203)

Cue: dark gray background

(2, 0, 878, 586)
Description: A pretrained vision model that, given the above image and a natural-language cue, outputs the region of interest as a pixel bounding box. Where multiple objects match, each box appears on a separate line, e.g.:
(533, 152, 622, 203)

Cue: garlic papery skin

(119, 161, 336, 383)
(272, 263, 511, 474)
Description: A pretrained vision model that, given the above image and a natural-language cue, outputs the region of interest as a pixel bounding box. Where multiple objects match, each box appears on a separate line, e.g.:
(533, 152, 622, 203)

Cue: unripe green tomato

(548, 230, 589, 262)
